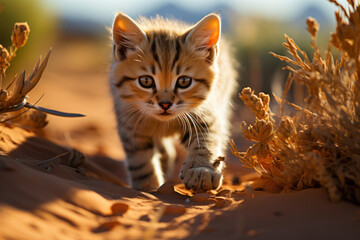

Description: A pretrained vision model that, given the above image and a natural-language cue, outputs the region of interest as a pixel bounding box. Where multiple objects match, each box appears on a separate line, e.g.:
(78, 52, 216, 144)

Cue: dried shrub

(0, 5, 83, 129)
(231, 0, 360, 204)
(0, 14, 49, 129)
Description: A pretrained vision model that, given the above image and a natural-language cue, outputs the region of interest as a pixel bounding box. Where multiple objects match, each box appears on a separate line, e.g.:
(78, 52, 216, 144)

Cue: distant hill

(58, 3, 237, 37)
(139, 3, 238, 32)
(293, 4, 334, 27)
(59, 17, 107, 38)
(57, 2, 334, 38)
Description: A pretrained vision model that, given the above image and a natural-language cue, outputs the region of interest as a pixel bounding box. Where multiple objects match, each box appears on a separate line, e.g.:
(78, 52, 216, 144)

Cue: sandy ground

(0, 40, 359, 240)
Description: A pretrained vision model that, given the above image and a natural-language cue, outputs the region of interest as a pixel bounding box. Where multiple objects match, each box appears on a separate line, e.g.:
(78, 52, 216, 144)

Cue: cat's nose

(158, 101, 172, 110)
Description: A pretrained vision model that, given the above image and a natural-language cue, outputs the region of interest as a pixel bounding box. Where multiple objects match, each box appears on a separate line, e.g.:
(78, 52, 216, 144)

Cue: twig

(0, 94, 44, 124)
(36, 152, 69, 166)
(272, 93, 317, 116)
(25, 103, 85, 117)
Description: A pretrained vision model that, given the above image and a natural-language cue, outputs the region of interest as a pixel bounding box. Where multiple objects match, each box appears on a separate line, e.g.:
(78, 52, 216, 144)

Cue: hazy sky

(44, 0, 340, 23)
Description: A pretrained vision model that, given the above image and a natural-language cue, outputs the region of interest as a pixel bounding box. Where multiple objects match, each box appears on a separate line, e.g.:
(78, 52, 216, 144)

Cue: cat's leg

(156, 137, 177, 179)
(121, 132, 164, 192)
(180, 118, 227, 192)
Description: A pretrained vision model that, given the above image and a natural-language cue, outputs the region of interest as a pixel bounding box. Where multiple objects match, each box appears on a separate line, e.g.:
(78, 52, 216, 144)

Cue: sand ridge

(0, 124, 359, 239)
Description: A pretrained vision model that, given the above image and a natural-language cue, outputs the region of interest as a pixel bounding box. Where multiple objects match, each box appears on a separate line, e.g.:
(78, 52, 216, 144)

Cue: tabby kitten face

(111, 13, 220, 121)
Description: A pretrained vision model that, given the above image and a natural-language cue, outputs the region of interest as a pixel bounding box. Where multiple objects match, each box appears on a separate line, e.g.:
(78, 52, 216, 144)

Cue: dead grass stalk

(232, 0, 360, 204)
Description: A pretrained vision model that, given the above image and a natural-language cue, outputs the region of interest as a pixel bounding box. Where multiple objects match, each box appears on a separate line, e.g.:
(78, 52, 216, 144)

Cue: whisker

(135, 46, 145, 56)
(228, 100, 235, 110)
(192, 111, 210, 135)
(118, 105, 144, 140)
(181, 113, 192, 147)
(185, 112, 200, 147)
(177, 114, 188, 141)
(194, 107, 215, 127)
(188, 112, 207, 143)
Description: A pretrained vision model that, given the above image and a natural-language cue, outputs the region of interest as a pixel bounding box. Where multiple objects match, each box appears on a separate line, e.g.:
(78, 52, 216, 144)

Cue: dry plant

(0, 4, 84, 130)
(231, 0, 360, 204)
(0, 5, 130, 188)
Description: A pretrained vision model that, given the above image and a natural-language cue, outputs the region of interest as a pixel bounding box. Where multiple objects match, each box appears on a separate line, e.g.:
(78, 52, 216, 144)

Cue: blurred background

(0, 0, 341, 158)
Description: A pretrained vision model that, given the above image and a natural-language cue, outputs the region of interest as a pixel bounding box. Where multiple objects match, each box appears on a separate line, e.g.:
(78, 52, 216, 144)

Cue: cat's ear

(112, 12, 147, 48)
(185, 13, 221, 49)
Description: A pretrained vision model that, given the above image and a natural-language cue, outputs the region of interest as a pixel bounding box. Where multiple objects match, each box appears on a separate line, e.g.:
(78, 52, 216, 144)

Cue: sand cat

(110, 12, 237, 192)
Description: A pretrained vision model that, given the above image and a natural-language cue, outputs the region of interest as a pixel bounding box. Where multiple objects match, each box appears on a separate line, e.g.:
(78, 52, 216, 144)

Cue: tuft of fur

(110, 12, 237, 192)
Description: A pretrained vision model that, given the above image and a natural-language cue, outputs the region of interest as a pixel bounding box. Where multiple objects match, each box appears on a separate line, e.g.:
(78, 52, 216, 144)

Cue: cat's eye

(176, 76, 192, 89)
(138, 75, 155, 88)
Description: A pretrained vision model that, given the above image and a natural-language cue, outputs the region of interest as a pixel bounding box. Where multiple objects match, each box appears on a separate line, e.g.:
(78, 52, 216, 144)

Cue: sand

(0, 40, 359, 240)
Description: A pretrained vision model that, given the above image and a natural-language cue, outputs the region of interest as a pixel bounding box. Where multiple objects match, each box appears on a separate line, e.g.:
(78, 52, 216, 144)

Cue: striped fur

(110, 12, 237, 192)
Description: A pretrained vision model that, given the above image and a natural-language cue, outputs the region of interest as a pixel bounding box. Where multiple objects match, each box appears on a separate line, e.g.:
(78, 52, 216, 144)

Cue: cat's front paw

(182, 167, 223, 192)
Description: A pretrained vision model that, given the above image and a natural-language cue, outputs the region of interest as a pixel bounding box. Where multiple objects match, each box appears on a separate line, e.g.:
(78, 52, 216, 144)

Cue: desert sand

(0, 39, 359, 240)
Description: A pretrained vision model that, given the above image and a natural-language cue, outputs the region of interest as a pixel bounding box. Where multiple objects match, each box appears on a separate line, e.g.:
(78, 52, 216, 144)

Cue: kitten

(110, 12, 237, 192)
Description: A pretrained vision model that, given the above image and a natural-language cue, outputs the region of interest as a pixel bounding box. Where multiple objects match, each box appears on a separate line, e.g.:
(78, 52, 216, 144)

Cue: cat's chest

(127, 116, 180, 138)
